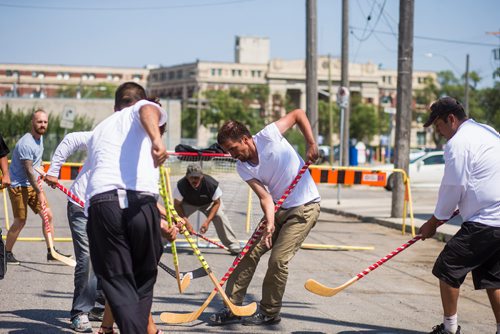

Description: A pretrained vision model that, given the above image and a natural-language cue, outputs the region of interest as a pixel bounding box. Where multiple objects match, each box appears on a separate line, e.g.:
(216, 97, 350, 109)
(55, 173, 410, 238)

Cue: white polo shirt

(236, 122, 320, 209)
(434, 119, 500, 227)
(85, 100, 167, 203)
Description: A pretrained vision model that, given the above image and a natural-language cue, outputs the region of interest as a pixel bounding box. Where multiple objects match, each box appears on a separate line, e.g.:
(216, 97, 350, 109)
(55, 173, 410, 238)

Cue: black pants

(87, 190, 163, 333)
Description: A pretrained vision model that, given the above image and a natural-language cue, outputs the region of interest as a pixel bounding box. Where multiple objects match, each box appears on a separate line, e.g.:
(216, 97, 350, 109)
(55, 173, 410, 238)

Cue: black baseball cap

(423, 96, 465, 127)
(186, 163, 203, 177)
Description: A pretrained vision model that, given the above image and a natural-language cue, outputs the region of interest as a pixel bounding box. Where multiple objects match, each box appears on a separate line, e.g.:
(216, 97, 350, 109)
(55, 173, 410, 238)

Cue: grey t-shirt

(9, 133, 44, 187)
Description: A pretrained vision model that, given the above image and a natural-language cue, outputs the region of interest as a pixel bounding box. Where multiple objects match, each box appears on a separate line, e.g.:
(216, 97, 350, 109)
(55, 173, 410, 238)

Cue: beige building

(148, 36, 437, 148)
(0, 63, 148, 98)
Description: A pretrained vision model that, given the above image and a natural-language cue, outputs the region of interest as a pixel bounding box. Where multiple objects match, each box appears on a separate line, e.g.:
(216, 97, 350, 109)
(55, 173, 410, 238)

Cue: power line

(0, 0, 254, 11)
(349, 26, 497, 47)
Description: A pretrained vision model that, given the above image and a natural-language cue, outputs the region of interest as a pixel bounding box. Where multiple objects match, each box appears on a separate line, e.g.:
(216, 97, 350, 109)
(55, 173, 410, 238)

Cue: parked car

(382, 150, 445, 191)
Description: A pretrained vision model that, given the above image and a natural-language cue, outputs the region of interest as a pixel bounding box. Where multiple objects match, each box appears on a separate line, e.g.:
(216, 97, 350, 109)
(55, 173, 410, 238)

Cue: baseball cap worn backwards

(423, 96, 463, 127)
(186, 163, 202, 177)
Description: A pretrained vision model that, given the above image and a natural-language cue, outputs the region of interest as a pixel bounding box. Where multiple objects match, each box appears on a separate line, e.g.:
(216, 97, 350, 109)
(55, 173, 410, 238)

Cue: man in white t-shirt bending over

(211, 108, 321, 326)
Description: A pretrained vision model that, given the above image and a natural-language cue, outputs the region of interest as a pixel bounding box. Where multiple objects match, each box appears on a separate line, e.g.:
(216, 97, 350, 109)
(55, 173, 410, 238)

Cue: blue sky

(0, 0, 498, 87)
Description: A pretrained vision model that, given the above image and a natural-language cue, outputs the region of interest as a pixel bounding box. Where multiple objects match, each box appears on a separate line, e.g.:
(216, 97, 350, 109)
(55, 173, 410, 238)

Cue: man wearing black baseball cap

(173, 163, 241, 255)
(419, 96, 500, 334)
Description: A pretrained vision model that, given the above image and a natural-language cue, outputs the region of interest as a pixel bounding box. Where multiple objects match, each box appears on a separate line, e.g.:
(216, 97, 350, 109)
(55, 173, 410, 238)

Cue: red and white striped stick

(161, 160, 313, 323)
(35, 167, 85, 208)
(305, 210, 460, 297)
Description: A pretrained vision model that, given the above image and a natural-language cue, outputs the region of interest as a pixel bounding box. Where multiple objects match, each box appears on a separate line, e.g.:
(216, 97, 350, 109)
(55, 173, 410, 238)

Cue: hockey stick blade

(304, 277, 358, 297)
(158, 261, 207, 280)
(160, 289, 217, 324)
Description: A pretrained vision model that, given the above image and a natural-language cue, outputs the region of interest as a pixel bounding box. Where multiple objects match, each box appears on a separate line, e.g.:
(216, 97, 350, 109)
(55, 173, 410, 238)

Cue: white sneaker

(70, 313, 92, 333)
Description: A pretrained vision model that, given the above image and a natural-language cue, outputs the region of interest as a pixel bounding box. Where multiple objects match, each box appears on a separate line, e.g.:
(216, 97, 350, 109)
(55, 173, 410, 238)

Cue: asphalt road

(0, 181, 492, 333)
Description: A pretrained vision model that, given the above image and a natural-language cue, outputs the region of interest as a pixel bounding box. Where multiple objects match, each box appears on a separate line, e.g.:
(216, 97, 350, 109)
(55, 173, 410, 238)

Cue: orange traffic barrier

(309, 168, 386, 187)
(42, 162, 83, 181)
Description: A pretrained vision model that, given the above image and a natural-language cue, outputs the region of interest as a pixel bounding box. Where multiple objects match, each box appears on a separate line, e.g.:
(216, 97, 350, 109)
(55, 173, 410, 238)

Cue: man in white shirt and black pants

(419, 97, 500, 334)
(85, 86, 168, 333)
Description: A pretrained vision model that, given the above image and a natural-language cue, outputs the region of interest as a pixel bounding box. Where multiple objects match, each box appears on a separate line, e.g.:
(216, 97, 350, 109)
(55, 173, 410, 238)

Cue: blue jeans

(67, 201, 97, 318)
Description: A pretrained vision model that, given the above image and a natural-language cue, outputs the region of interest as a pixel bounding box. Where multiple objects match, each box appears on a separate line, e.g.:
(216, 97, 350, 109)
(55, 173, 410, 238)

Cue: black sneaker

(47, 248, 73, 261)
(429, 323, 461, 334)
(6, 251, 20, 265)
(88, 307, 104, 321)
(242, 311, 281, 326)
(208, 306, 241, 325)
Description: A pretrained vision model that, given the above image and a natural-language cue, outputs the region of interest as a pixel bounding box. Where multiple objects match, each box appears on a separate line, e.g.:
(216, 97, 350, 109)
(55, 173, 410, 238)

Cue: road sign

(336, 87, 350, 108)
(60, 106, 76, 129)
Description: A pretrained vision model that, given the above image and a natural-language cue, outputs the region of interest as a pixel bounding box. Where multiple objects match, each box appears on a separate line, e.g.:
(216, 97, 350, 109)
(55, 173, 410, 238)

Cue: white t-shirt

(85, 100, 167, 203)
(236, 122, 320, 209)
(47, 131, 92, 207)
(434, 119, 500, 227)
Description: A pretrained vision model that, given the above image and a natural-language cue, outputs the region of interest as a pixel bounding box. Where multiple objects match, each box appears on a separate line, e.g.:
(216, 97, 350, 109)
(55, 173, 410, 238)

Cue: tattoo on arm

(22, 160, 40, 193)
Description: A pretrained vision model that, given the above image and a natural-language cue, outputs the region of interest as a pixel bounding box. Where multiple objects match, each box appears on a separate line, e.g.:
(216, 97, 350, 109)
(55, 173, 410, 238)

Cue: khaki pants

(226, 202, 320, 316)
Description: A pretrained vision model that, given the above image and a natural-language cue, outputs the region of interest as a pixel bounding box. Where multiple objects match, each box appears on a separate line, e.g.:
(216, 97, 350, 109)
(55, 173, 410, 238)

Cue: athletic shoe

(242, 311, 281, 326)
(70, 313, 92, 333)
(47, 248, 73, 261)
(88, 307, 104, 322)
(208, 306, 241, 325)
(429, 323, 461, 334)
(6, 251, 20, 265)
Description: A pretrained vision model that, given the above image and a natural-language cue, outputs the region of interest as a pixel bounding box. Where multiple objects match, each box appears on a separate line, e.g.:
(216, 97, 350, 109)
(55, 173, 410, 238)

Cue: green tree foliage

(181, 86, 268, 140)
(415, 71, 499, 146)
(477, 81, 500, 130)
(0, 104, 94, 162)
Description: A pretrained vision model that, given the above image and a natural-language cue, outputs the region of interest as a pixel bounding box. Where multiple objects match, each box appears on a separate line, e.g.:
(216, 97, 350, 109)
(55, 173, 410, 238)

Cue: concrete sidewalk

(317, 184, 462, 242)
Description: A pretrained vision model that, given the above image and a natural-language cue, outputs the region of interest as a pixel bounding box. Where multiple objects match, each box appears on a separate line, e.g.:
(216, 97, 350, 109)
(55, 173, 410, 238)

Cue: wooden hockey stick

(305, 212, 459, 297)
(160, 212, 230, 252)
(161, 161, 313, 324)
(158, 261, 208, 280)
(37, 177, 76, 267)
(159, 165, 190, 294)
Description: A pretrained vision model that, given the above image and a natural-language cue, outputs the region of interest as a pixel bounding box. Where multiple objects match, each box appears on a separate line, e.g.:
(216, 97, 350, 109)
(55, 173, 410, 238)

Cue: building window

(160, 72, 166, 81)
(211, 69, 216, 76)
(176, 70, 183, 79)
(6, 70, 13, 77)
(63, 73, 70, 80)
(88, 74, 95, 80)
(132, 74, 143, 81)
(169, 71, 175, 80)
(232, 69, 242, 77)
(107, 74, 113, 80)
(57, 72, 63, 80)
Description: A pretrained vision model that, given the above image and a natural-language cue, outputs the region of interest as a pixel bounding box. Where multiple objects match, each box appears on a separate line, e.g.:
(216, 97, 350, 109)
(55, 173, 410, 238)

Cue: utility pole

(340, 0, 350, 166)
(464, 53, 470, 116)
(328, 54, 334, 165)
(391, 0, 414, 218)
(306, 0, 318, 146)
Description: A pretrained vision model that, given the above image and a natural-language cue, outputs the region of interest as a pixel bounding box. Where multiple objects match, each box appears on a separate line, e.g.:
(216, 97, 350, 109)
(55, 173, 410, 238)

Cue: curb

(320, 206, 455, 243)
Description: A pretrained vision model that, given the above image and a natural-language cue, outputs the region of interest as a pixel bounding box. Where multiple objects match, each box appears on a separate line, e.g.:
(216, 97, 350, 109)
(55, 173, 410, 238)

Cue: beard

(35, 127, 47, 135)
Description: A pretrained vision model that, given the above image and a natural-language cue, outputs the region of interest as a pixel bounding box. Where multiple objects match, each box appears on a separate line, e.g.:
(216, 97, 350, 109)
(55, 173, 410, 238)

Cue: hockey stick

(159, 176, 258, 317)
(159, 165, 190, 294)
(158, 261, 208, 280)
(304, 212, 460, 297)
(161, 160, 313, 324)
(37, 177, 76, 267)
(35, 167, 84, 208)
(160, 213, 230, 252)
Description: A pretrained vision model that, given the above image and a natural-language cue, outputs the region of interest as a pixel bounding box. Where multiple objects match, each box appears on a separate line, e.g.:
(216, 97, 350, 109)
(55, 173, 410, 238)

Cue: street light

(424, 52, 470, 116)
